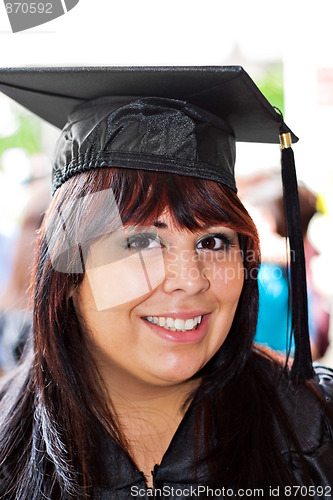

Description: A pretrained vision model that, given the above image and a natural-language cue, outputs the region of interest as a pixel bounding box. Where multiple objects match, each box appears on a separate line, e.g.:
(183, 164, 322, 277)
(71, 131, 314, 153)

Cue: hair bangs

(56, 167, 257, 235)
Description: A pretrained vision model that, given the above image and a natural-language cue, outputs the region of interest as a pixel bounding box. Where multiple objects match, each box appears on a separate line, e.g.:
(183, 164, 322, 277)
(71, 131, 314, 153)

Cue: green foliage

(255, 64, 284, 115)
(0, 105, 41, 169)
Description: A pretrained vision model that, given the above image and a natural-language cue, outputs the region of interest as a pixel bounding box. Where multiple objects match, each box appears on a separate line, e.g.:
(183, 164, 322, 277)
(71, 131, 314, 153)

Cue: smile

(144, 315, 202, 332)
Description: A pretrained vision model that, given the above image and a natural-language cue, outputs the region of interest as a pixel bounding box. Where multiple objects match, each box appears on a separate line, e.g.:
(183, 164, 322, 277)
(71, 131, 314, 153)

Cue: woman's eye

(196, 234, 234, 251)
(126, 234, 162, 251)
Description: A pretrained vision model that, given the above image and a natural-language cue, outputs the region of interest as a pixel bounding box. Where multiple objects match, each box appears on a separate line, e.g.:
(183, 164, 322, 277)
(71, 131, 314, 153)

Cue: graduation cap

(0, 65, 313, 381)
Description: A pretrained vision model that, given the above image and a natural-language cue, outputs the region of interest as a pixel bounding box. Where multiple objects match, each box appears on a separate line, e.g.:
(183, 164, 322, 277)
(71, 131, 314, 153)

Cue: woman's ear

(67, 284, 76, 299)
(68, 285, 80, 314)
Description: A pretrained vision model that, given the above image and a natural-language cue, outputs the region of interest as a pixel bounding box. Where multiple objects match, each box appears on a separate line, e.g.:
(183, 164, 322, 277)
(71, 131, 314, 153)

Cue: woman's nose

(162, 249, 209, 296)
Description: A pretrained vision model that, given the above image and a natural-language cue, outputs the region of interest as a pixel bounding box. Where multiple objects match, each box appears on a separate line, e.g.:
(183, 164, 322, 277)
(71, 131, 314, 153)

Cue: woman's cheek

(85, 250, 165, 311)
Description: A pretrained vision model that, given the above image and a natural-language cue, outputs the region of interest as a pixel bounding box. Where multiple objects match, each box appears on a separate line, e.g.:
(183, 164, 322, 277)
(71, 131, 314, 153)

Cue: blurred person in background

(0, 177, 50, 375)
(239, 173, 330, 359)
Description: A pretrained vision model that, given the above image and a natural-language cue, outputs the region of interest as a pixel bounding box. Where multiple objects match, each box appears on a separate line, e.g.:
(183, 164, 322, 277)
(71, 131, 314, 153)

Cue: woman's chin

(148, 359, 205, 387)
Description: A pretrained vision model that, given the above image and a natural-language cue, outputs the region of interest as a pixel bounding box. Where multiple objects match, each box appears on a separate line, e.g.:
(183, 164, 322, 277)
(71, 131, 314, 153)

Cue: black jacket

(94, 365, 333, 500)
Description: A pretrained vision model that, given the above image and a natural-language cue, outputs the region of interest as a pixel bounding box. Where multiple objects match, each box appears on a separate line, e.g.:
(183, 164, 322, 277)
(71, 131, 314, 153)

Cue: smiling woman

(0, 66, 333, 499)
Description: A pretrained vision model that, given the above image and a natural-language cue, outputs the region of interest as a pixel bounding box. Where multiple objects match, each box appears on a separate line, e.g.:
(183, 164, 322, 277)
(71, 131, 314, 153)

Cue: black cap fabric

(0, 65, 297, 194)
(52, 96, 237, 193)
(0, 66, 297, 142)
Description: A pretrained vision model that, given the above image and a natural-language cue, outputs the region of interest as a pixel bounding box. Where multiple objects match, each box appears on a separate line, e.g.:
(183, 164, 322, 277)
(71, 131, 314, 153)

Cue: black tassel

(280, 127, 314, 381)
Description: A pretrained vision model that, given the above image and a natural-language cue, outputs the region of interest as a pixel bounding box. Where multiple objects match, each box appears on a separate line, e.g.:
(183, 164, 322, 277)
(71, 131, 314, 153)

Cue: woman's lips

(142, 313, 209, 343)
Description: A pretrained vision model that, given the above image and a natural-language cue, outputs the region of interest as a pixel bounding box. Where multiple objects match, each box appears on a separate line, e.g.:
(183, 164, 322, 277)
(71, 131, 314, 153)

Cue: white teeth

(185, 318, 194, 330)
(166, 317, 174, 328)
(145, 315, 203, 332)
(174, 318, 185, 331)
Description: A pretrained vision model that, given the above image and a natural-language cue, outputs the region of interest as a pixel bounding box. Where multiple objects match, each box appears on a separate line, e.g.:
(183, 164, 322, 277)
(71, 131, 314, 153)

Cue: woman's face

(74, 209, 244, 391)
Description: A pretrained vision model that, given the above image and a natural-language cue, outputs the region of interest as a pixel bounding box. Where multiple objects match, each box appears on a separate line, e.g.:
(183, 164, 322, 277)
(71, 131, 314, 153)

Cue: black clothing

(95, 364, 333, 500)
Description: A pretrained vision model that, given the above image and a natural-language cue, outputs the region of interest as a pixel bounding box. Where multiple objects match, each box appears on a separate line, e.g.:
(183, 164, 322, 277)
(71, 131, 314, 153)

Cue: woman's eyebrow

(152, 221, 234, 231)
(153, 221, 168, 229)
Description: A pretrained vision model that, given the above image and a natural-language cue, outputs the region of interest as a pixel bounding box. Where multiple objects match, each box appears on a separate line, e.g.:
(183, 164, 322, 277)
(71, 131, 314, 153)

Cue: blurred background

(0, 0, 332, 372)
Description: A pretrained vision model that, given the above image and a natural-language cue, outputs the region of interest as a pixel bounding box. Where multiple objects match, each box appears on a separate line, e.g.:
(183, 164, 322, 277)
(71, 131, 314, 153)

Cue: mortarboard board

(0, 65, 313, 381)
(0, 66, 296, 140)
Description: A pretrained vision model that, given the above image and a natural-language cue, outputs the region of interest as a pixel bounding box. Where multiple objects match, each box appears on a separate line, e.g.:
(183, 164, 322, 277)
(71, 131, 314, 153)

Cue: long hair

(0, 167, 321, 498)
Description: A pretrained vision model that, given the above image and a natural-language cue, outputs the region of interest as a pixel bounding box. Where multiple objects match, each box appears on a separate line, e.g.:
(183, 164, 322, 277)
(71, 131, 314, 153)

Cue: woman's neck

(108, 374, 198, 439)
(102, 370, 199, 488)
